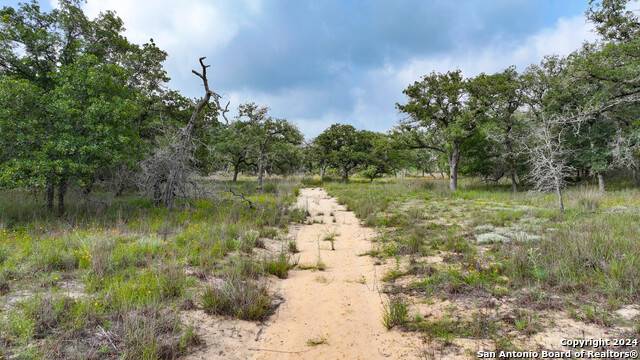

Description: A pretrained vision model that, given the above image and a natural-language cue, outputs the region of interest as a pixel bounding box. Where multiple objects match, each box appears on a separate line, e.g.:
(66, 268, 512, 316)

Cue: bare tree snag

(161, 57, 228, 207)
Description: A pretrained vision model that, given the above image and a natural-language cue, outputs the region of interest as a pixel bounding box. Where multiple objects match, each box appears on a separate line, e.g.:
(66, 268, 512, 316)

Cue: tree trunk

(58, 177, 67, 215)
(633, 167, 640, 188)
(342, 167, 349, 182)
(46, 177, 55, 211)
(116, 183, 126, 197)
(320, 166, 326, 181)
(448, 144, 460, 191)
(555, 180, 564, 214)
(162, 57, 217, 207)
(597, 173, 605, 191)
(511, 172, 518, 193)
(82, 177, 94, 197)
(153, 180, 162, 206)
(232, 164, 239, 182)
(257, 150, 265, 189)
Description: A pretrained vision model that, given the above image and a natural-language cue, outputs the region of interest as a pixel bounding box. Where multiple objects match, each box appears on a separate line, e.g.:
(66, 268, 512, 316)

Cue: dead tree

(523, 115, 573, 214)
(160, 57, 229, 207)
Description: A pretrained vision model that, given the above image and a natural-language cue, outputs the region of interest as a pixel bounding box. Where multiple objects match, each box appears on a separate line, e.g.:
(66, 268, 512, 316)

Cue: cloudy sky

(8, 0, 602, 137)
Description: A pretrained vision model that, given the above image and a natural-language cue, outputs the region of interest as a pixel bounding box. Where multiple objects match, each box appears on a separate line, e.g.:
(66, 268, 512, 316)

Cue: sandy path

(253, 188, 420, 359)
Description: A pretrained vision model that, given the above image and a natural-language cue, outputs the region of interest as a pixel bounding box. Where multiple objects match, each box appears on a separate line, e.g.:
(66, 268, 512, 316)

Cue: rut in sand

(254, 187, 420, 359)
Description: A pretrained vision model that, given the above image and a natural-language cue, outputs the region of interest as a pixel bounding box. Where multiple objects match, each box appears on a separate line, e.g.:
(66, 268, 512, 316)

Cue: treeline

(0, 1, 289, 211)
(1, 1, 639, 214)
(393, 0, 640, 212)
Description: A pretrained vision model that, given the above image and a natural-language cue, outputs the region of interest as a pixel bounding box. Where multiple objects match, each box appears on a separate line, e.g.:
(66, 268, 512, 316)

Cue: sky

(5, 0, 602, 137)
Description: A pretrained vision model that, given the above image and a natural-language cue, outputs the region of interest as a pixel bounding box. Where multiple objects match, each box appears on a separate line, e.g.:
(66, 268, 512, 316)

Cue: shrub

(201, 277, 271, 321)
(263, 252, 296, 279)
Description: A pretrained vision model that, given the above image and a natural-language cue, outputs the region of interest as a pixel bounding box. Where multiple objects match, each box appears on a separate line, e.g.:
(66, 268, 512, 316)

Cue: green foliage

(229, 103, 304, 187)
(396, 69, 497, 190)
(313, 124, 373, 181)
(382, 298, 408, 329)
(0, 178, 304, 358)
(361, 132, 409, 182)
(263, 251, 295, 279)
(0, 1, 169, 212)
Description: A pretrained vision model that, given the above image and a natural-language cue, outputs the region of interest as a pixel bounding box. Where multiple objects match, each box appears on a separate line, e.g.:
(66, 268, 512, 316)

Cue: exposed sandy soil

(186, 189, 639, 360)
(186, 188, 422, 360)
(254, 188, 421, 359)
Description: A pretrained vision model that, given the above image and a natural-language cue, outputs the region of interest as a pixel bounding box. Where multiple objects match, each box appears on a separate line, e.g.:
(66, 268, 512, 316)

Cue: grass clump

(201, 276, 271, 321)
(306, 335, 329, 346)
(287, 238, 299, 253)
(263, 251, 296, 279)
(382, 297, 408, 329)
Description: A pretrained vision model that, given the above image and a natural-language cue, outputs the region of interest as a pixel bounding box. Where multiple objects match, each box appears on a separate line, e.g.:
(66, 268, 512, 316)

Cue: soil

(185, 188, 638, 360)
(185, 188, 422, 359)
(254, 188, 421, 359)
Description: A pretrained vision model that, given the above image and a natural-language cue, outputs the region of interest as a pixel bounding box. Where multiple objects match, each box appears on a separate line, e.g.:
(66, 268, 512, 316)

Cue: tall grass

(506, 213, 640, 300)
(201, 274, 271, 321)
(382, 298, 408, 329)
(328, 178, 640, 305)
(0, 178, 303, 358)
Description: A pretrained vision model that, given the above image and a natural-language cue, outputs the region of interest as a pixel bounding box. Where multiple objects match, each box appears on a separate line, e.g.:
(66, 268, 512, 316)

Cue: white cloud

(73, 0, 264, 92)
(46, 0, 600, 138)
(396, 14, 597, 83)
(224, 8, 600, 139)
(80, 0, 259, 50)
(343, 14, 599, 138)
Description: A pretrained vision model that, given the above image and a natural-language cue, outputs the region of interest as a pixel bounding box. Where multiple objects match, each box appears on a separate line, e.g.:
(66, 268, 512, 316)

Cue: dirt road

(254, 188, 420, 359)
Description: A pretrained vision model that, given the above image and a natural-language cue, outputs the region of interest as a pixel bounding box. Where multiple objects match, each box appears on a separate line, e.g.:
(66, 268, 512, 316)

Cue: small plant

(288, 240, 299, 253)
(316, 260, 326, 271)
(382, 298, 408, 329)
(406, 232, 424, 254)
(179, 324, 203, 350)
(306, 335, 328, 346)
(510, 310, 541, 335)
(323, 228, 339, 251)
(240, 230, 260, 253)
(201, 276, 270, 321)
(263, 251, 295, 279)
